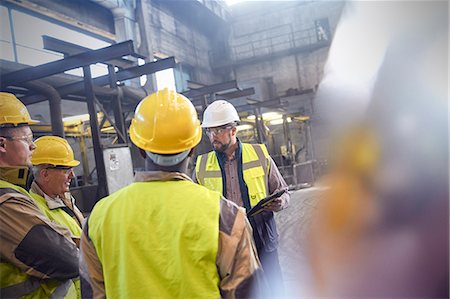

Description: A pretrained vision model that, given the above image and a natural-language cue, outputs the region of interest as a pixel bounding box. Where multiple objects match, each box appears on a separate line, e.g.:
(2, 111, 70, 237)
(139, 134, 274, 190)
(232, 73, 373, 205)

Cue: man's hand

(263, 198, 284, 212)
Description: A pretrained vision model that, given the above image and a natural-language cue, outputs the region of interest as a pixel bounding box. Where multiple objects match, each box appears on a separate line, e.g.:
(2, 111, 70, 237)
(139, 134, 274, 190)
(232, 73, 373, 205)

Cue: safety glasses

(45, 166, 74, 174)
(205, 125, 233, 136)
(1, 134, 34, 145)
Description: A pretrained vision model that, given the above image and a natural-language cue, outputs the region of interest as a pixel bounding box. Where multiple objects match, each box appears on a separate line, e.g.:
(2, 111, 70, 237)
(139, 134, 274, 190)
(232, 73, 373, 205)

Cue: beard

(212, 140, 230, 153)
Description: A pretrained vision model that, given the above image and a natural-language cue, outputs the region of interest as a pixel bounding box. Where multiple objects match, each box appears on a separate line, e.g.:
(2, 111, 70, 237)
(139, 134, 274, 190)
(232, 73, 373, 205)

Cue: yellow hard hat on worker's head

(0, 92, 39, 127)
(129, 88, 202, 155)
(31, 136, 80, 167)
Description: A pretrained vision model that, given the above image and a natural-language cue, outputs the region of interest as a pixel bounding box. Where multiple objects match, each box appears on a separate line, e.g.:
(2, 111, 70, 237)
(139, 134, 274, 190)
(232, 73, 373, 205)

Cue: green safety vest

(0, 179, 78, 299)
(88, 180, 221, 298)
(196, 143, 270, 207)
(29, 191, 82, 237)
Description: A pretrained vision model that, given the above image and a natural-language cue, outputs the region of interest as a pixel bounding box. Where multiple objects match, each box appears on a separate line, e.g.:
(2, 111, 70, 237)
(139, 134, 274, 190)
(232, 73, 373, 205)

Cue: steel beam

(43, 35, 135, 69)
(182, 80, 238, 98)
(83, 66, 108, 199)
(217, 87, 255, 100)
(235, 98, 286, 112)
(108, 64, 127, 144)
(2, 40, 136, 88)
(94, 98, 127, 143)
(21, 57, 176, 105)
(192, 87, 255, 105)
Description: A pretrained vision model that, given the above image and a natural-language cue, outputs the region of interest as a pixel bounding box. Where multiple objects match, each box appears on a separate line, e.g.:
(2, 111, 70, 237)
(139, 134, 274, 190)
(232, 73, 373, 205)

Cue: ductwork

(22, 81, 65, 138)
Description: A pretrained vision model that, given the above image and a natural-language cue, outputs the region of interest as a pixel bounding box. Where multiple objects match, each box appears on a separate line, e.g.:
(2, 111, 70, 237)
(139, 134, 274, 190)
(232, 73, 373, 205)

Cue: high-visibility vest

(88, 180, 221, 298)
(29, 191, 82, 237)
(196, 143, 270, 207)
(0, 179, 78, 299)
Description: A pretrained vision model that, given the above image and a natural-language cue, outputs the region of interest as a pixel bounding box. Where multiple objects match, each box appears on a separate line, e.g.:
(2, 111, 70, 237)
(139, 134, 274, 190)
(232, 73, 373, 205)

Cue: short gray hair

(32, 164, 49, 180)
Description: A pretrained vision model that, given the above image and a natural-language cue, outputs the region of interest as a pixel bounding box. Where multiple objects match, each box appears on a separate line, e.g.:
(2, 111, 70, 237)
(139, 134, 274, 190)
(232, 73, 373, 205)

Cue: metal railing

(210, 24, 329, 68)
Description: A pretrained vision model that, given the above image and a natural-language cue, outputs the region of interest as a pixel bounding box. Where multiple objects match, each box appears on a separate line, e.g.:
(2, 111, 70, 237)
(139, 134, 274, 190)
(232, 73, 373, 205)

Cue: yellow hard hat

(31, 136, 80, 167)
(129, 88, 202, 154)
(0, 92, 39, 126)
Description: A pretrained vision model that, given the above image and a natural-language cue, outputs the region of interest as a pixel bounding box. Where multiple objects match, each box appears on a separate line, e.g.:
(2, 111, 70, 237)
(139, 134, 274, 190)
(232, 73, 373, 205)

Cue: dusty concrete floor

(275, 186, 327, 297)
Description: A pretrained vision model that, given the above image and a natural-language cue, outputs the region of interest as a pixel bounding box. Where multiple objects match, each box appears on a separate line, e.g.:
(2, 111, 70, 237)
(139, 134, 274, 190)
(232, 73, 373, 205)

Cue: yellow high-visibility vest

(0, 179, 78, 299)
(196, 143, 270, 207)
(88, 180, 221, 298)
(29, 191, 82, 237)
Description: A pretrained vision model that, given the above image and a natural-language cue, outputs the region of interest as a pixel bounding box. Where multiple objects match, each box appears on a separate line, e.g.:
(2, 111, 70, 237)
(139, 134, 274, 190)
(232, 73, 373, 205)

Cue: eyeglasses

(205, 126, 233, 136)
(2, 134, 34, 145)
(45, 166, 74, 174)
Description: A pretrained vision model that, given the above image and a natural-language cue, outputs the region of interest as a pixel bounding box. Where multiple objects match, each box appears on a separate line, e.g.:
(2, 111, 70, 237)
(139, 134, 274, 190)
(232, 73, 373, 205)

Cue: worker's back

(87, 179, 222, 298)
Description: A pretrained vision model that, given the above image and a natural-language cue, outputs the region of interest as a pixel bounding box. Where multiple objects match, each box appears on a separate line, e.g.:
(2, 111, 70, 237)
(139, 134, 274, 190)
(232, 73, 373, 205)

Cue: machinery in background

(236, 112, 321, 189)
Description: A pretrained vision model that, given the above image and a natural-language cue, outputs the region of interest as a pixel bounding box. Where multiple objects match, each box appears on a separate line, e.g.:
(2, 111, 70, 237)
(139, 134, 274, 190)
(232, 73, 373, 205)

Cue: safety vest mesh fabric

(88, 180, 221, 299)
(196, 143, 270, 207)
(29, 191, 82, 237)
(0, 180, 78, 299)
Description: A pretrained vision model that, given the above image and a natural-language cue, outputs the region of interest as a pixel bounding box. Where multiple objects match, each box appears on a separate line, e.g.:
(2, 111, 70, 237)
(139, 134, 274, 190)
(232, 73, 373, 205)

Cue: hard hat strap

(146, 150, 190, 166)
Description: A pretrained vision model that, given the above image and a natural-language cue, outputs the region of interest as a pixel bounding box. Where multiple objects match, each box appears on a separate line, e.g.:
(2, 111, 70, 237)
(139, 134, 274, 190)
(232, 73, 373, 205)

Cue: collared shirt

(30, 181, 84, 228)
(193, 141, 290, 211)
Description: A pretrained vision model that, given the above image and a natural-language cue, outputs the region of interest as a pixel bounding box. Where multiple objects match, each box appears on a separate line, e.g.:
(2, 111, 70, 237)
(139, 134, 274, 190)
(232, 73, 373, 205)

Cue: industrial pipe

(22, 81, 65, 137)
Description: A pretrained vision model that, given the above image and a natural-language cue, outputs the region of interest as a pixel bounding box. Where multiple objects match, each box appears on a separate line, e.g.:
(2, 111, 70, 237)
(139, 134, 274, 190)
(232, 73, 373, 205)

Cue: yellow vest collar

(30, 181, 67, 210)
(0, 167, 30, 189)
(134, 171, 193, 183)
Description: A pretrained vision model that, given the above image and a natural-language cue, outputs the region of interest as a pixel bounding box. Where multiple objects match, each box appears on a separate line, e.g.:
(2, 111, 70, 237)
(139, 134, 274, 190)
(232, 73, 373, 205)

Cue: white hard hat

(201, 100, 240, 128)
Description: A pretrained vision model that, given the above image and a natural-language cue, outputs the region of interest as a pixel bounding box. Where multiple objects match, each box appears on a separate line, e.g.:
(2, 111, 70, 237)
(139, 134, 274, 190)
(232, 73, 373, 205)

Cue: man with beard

(193, 100, 290, 295)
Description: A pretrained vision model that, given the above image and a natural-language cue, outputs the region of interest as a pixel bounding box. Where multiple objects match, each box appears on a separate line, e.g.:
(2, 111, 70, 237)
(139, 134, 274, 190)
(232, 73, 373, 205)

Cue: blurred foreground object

(308, 0, 448, 298)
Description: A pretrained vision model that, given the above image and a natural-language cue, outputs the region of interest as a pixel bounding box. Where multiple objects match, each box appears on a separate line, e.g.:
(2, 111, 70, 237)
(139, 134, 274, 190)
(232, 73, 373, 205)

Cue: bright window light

(225, 0, 246, 5)
(138, 58, 147, 86)
(156, 68, 176, 91)
(3, 7, 110, 77)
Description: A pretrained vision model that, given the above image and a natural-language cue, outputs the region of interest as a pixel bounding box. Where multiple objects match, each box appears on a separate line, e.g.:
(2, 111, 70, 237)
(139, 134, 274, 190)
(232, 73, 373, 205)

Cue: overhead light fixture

(295, 116, 310, 121)
(269, 117, 292, 125)
(246, 112, 283, 121)
(237, 124, 253, 131)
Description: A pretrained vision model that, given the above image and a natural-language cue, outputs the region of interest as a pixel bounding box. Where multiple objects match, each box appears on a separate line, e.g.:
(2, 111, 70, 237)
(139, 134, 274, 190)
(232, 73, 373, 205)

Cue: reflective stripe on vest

(0, 181, 78, 299)
(0, 261, 76, 299)
(88, 180, 221, 298)
(49, 279, 73, 299)
(196, 143, 270, 207)
(0, 269, 41, 298)
(29, 192, 82, 237)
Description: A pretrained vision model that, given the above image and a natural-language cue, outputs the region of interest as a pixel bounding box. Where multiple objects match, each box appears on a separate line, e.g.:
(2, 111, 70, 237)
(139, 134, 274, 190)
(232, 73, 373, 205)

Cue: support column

(83, 66, 108, 199)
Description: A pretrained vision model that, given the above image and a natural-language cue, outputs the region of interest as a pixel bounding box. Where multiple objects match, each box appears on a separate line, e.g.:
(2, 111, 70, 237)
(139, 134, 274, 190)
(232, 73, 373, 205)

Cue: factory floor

(275, 186, 328, 297)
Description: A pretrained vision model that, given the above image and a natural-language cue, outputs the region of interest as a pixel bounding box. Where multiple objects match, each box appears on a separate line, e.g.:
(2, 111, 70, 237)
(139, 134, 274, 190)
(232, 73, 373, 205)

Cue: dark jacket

(215, 143, 279, 253)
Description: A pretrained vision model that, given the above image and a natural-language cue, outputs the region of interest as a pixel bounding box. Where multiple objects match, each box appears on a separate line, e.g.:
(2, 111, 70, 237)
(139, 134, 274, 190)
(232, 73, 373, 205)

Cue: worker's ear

(231, 126, 238, 136)
(41, 168, 50, 181)
(0, 137, 6, 153)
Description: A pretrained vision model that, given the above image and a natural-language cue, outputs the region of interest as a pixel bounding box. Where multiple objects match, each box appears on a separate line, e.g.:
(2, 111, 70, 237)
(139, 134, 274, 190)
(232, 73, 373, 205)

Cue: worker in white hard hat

(79, 89, 264, 298)
(193, 99, 290, 295)
(0, 92, 79, 298)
